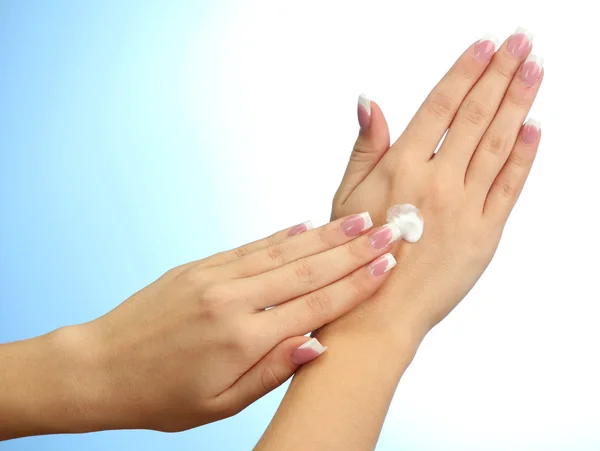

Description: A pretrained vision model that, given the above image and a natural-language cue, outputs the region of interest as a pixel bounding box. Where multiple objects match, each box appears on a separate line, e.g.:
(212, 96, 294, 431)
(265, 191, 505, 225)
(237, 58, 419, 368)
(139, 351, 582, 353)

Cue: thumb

(216, 337, 327, 415)
(335, 94, 391, 204)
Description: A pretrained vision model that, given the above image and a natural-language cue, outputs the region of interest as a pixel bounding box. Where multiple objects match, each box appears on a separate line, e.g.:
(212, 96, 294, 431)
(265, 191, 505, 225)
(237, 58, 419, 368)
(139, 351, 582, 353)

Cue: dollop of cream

(385, 204, 424, 243)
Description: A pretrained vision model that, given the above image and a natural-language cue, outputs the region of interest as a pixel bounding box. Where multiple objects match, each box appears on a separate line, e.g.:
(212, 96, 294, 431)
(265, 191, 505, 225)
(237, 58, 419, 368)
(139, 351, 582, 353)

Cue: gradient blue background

(2, 1, 600, 450)
(0, 1, 276, 449)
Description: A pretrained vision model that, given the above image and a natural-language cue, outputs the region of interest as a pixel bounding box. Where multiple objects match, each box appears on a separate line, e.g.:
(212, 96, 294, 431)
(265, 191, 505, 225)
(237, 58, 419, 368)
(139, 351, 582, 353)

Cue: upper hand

(329, 30, 542, 339)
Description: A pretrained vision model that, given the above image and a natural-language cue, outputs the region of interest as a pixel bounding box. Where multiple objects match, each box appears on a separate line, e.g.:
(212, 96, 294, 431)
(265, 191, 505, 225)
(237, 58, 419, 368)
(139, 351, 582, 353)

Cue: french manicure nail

(507, 27, 533, 58)
(291, 338, 327, 365)
(521, 118, 541, 144)
(341, 212, 373, 237)
(288, 220, 314, 237)
(368, 253, 397, 277)
(358, 93, 371, 131)
(474, 33, 498, 61)
(369, 223, 402, 250)
(519, 54, 543, 86)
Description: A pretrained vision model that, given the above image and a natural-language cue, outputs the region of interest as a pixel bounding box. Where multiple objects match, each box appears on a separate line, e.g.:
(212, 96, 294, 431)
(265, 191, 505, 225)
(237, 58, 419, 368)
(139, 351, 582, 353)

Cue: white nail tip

(514, 26, 534, 42)
(360, 212, 374, 230)
(381, 253, 397, 274)
(478, 33, 499, 49)
(525, 54, 544, 67)
(525, 118, 541, 130)
(358, 93, 371, 115)
(298, 338, 327, 355)
(389, 223, 403, 242)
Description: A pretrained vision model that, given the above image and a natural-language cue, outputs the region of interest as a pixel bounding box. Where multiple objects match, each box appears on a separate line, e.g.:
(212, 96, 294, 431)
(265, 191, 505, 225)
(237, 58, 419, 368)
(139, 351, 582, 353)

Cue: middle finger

(435, 28, 533, 174)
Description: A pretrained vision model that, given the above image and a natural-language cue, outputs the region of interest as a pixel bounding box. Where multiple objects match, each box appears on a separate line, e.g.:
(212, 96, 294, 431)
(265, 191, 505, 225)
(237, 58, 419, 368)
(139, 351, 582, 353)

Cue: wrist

(0, 325, 100, 439)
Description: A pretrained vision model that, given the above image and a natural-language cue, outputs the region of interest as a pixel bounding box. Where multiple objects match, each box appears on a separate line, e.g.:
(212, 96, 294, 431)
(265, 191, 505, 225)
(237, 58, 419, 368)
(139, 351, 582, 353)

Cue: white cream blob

(386, 204, 424, 243)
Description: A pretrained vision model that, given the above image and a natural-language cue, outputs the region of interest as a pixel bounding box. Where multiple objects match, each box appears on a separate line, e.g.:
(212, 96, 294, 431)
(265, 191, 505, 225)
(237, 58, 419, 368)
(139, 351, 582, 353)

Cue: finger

(262, 253, 397, 339)
(484, 119, 541, 223)
(237, 222, 401, 308)
(436, 28, 533, 173)
(384, 35, 497, 163)
(214, 337, 326, 416)
(225, 212, 374, 278)
(465, 54, 544, 207)
(196, 220, 314, 269)
(335, 94, 390, 205)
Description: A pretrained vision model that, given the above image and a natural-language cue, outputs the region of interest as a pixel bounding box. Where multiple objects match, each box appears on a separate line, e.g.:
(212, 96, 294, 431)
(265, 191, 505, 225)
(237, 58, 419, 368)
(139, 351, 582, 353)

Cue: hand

(39, 213, 401, 435)
(330, 30, 542, 339)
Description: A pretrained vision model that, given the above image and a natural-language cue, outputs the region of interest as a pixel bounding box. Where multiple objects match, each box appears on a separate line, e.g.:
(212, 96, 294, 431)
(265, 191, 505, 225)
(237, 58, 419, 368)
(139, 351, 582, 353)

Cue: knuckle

(351, 139, 375, 164)
(177, 265, 208, 288)
(345, 272, 365, 300)
(343, 240, 365, 264)
(483, 131, 508, 156)
(294, 260, 321, 286)
(233, 245, 252, 259)
(424, 175, 455, 208)
(461, 100, 491, 126)
(225, 323, 253, 356)
(497, 180, 516, 198)
(303, 289, 332, 319)
(260, 366, 284, 393)
(505, 86, 530, 107)
(200, 283, 231, 315)
(266, 243, 286, 266)
(316, 225, 333, 248)
(507, 151, 530, 170)
(266, 233, 280, 248)
(427, 91, 457, 120)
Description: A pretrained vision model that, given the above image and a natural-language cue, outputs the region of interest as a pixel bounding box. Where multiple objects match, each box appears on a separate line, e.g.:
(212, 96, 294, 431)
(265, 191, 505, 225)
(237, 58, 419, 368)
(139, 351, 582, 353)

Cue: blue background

(0, 1, 274, 449)
(3, 1, 599, 450)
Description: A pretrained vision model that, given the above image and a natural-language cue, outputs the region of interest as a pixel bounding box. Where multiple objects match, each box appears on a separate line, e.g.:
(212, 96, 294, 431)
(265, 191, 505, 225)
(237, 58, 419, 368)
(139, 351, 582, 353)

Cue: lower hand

(32, 213, 402, 435)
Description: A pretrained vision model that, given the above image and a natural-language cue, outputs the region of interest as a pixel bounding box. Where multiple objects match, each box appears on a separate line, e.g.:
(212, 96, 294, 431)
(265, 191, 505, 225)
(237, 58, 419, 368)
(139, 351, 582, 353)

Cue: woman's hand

(331, 30, 542, 337)
(0, 212, 405, 440)
(257, 31, 544, 451)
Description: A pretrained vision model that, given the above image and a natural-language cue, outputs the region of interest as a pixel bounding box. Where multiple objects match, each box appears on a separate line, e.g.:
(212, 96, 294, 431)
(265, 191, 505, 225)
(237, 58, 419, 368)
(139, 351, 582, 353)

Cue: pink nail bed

(341, 212, 373, 237)
(474, 37, 497, 61)
(291, 338, 327, 365)
(368, 253, 397, 277)
(358, 93, 371, 131)
(521, 119, 541, 144)
(288, 221, 313, 237)
(519, 55, 543, 86)
(369, 223, 402, 250)
(507, 27, 533, 58)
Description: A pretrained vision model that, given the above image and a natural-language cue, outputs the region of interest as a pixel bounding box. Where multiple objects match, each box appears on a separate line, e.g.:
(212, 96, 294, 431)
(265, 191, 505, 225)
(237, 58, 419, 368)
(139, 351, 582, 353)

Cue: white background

(185, 0, 600, 448)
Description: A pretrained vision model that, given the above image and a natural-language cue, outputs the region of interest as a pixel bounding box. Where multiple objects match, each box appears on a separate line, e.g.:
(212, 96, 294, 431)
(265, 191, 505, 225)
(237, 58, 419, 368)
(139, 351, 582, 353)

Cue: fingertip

(287, 220, 314, 237)
(367, 252, 397, 278)
(290, 337, 327, 366)
(521, 117, 541, 145)
(357, 93, 372, 131)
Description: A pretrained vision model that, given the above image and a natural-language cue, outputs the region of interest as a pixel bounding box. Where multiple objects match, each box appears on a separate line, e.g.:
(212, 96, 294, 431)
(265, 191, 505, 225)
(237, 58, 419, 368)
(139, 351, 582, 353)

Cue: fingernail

(519, 54, 544, 86)
(507, 27, 533, 58)
(357, 93, 371, 131)
(288, 220, 314, 237)
(521, 118, 541, 144)
(341, 212, 373, 237)
(368, 253, 397, 277)
(291, 338, 327, 365)
(369, 223, 402, 250)
(474, 33, 498, 61)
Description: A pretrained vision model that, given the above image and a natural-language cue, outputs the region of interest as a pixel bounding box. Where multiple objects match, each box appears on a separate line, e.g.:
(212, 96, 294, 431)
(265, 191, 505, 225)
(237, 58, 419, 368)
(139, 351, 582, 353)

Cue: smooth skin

(257, 31, 542, 450)
(0, 214, 399, 440)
